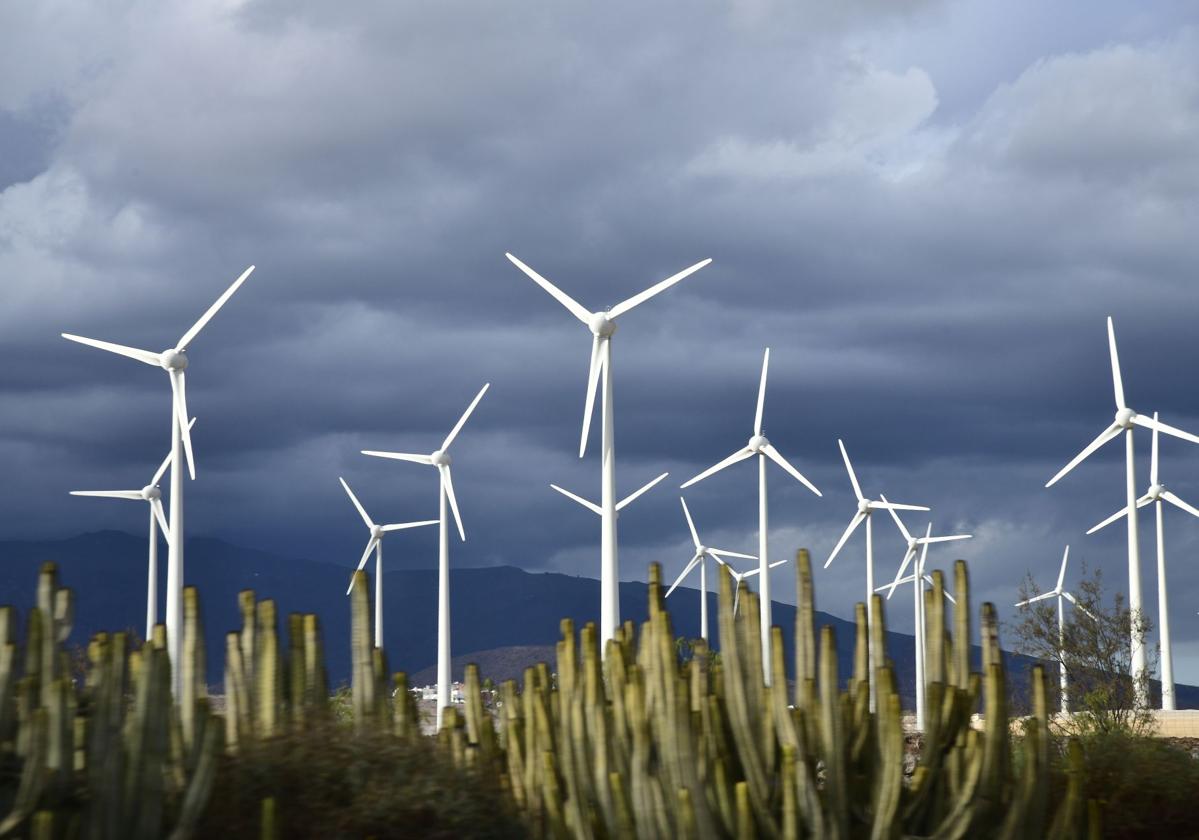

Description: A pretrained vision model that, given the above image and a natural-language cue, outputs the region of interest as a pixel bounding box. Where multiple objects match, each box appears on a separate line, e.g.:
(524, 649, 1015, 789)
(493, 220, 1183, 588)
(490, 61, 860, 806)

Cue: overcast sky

(3, 1, 1199, 678)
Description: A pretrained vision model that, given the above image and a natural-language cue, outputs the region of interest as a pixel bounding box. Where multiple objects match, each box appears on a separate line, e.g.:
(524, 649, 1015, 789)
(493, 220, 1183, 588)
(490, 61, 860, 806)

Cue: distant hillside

(1, 531, 1194, 710)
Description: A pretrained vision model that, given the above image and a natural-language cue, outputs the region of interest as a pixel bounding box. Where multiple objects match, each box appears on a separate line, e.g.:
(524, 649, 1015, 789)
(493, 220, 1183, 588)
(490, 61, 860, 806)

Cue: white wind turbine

(714, 556, 788, 620)
(1086, 413, 1199, 710)
(506, 252, 711, 651)
(681, 348, 822, 683)
(664, 497, 757, 641)
(361, 383, 489, 728)
(824, 439, 928, 709)
(1014, 546, 1094, 714)
(69, 417, 195, 640)
(878, 523, 958, 730)
(62, 265, 254, 690)
(1045, 317, 1199, 707)
(339, 478, 438, 648)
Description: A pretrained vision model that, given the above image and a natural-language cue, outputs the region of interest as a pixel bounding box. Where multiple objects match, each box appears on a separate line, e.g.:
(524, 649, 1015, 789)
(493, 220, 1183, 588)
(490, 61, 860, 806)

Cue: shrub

(1076, 732, 1199, 839)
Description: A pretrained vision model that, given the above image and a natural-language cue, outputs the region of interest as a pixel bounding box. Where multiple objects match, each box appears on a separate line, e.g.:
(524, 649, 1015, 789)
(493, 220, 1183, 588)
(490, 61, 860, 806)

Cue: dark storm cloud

(2, 2, 1199, 670)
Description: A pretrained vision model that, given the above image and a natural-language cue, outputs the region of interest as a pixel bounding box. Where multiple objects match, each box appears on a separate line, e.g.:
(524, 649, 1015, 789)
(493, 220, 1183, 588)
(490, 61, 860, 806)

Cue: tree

(1009, 562, 1155, 738)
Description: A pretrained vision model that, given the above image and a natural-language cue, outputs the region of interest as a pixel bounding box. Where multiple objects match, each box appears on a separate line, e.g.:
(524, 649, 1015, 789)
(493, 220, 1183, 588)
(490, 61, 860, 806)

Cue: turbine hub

(697, 545, 708, 555)
(141, 485, 161, 501)
(908, 538, 918, 550)
(1149, 483, 1165, 500)
(1115, 407, 1136, 429)
(370, 524, 384, 540)
(430, 449, 451, 467)
(589, 312, 617, 337)
(857, 499, 872, 514)
(748, 434, 769, 452)
(161, 349, 188, 371)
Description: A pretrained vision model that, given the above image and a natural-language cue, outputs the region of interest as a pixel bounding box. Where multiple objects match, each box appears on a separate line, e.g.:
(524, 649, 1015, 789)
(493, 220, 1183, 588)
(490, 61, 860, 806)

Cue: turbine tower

(69, 417, 194, 640)
(1014, 546, 1094, 714)
(1087, 413, 1199, 710)
(681, 348, 822, 683)
(63, 265, 254, 691)
(339, 478, 437, 648)
(824, 439, 928, 709)
(664, 497, 757, 641)
(506, 252, 711, 651)
(878, 523, 958, 730)
(1045, 317, 1199, 707)
(362, 383, 489, 728)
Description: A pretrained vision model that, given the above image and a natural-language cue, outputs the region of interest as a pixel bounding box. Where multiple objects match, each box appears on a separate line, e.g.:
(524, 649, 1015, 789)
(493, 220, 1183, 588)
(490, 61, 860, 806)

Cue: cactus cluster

(430, 551, 1100, 838)
(0, 563, 218, 838)
(1, 554, 1100, 838)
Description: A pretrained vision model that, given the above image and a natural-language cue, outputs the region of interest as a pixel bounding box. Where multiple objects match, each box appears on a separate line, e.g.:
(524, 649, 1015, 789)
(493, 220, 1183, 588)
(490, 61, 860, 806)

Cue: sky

(2, 1, 1198, 677)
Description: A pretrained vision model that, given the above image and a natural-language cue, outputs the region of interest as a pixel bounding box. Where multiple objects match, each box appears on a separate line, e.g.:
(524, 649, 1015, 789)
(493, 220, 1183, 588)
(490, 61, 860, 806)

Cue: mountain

(1, 531, 1194, 710)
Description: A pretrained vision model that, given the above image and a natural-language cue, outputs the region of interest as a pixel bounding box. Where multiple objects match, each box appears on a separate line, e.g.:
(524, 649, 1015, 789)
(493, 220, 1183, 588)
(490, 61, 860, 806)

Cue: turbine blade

(441, 466, 465, 541)
(361, 451, 434, 465)
(151, 498, 172, 542)
(151, 417, 196, 486)
(1086, 506, 1128, 535)
(1133, 413, 1199, 447)
(1151, 412, 1160, 486)
(919, 535, 972, 545)
(680, 497, 701, 549)
(709, 548, 756, 561)
(1045, 422, 1122, 488)
(1107, 316, 1125, 409)
(1028, 592, 1057, 603)
(69, 490, 143, 499)
(837, 439, 864, 500)
(1163, 490, 1199, 520)
(742, 567, 761, 578)
(443, 383, 490, 451)
(505, 253, 591, 324)
(1056, 545, 1069, 592)
(339, 477, 375, 529)
(762, 444, 821, 496)
(767, 558, 789, 569)
(754, 348, 769, 435)
(872, 501, 930, 512)
(879, 494, 913, 543)
(381, 520, 439, 532)
(823, 511, 865, 569)
(915, 526, 931, 576)
(617, 472, 669, 511)
(169, 371, 195, 480)
(61, 334, 161, 366)
(680, 447, 753, 489)
(877, 576, 915, 592)
(347, 537, 379, 595)
(579, 335, 603, 457)
(732, 585, 740, 617)
(607, 258, 712, 319)
(550, 484, 603, 516)
(666, 553, 703, 598)
(885, 547, 917, 600)
(1061, 590, 1095, 620)
(177, 265, 255, 350)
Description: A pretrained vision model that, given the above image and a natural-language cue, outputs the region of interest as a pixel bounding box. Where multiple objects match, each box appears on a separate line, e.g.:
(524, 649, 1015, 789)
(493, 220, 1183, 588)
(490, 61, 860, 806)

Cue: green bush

(196, 719, 526, 839)
(1076, 732, 1199, 840)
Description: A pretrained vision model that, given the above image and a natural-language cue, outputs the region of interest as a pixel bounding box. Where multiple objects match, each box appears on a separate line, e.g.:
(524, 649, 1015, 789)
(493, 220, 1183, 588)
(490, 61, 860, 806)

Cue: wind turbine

(877, 524, 957, 730)
(362, 383, 489, 729)
(1014, 546, 1094, 714)
(680, 348, 822, 683)
(1045, 317, 1199, 706)
(824, 439, 928, 709)
(664, 497, 757, 641)
(62, 265, 254, 690)
(69, 417, 194, 640)
(1087, 413, 1199, 710)
(506, 252, 711, 651)
(714, 555, 788, 620)
(338, 478, 437, 648)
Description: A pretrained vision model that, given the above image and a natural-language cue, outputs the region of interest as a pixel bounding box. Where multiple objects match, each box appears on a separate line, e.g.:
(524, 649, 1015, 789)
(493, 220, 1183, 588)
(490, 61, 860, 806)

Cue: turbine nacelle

(430, 449, 452, 467)
(589, 312, 617, 337)
(1115, 407, 1136, 429)
(160, 348, 189, 371)
(1148, 482, 1166, 500)
(370, 524, 385, 541)
(141, 485, 162, 502)
(748, 434, 769, 453)
(857, 498, 874, 515)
